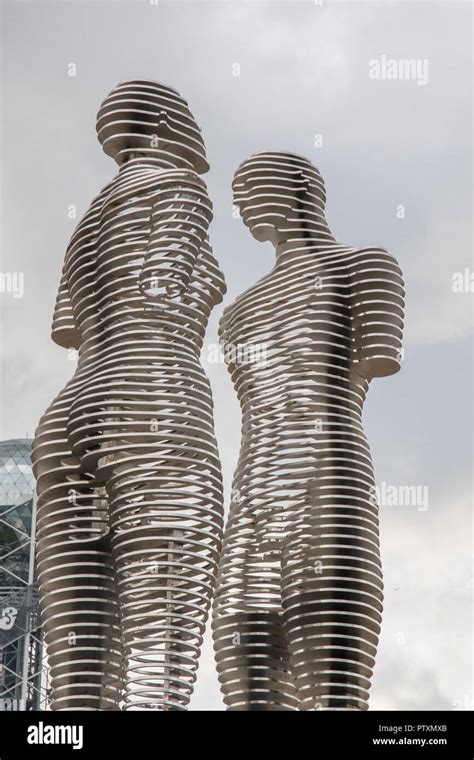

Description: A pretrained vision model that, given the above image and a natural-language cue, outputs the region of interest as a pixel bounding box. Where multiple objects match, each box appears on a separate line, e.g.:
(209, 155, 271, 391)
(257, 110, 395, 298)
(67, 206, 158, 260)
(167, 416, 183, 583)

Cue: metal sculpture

(212, 151, 405, 710)
(32, 80, 225, 710)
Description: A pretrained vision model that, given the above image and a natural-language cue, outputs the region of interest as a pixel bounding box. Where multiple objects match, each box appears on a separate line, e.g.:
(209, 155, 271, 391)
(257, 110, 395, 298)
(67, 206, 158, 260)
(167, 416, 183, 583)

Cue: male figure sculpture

(213, 151, 405, 710)
(32, 80, 225, 710)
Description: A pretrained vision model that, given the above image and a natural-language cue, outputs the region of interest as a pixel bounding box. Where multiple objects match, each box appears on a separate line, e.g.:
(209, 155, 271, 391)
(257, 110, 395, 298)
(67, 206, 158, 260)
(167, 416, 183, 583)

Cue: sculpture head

(232, 151, 328, 244)
(96, 79, 209, 173)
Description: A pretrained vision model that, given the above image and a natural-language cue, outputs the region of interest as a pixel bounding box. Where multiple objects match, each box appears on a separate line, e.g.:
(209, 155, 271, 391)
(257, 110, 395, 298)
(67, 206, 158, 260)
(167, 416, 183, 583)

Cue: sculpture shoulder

(122, 166, 208, 193)
(347, 246, 405, 380)
(102, 167, 209, 211)
(345, 246, 404, 286)
(63, 181, 112, 262)
(153, 169, 211, 209)
(155, 167, 208, 190)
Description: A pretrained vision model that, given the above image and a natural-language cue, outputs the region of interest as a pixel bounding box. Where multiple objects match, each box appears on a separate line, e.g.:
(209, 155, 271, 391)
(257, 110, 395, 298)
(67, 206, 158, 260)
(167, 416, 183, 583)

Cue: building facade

(0, 439, 48, 710)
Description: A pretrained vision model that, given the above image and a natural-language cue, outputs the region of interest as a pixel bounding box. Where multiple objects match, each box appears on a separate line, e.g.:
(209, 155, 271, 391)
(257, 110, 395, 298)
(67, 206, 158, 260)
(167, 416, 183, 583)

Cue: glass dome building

(0, 439, 47, 710)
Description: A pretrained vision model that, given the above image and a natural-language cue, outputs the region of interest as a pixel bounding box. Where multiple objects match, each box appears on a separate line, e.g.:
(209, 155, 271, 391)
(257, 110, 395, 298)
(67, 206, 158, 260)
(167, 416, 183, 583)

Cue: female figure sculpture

(212, 151, 404, 710)
(32, 80, 225, 710)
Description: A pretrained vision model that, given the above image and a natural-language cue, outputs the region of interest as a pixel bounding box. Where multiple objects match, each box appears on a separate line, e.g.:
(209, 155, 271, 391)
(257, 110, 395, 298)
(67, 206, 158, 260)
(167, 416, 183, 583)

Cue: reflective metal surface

(32, 81, 225, 710)
(213, 151, 405, 710)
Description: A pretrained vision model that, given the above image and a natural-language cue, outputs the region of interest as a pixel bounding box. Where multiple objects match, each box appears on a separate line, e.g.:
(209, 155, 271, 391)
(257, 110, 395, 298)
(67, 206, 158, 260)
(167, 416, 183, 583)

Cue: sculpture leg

(212, 608, 298, 711)
(281, 467, 383, 710)
(33, 407, 123, 710)
(212, 512, 298, 710)
(106, 459, 220, 710)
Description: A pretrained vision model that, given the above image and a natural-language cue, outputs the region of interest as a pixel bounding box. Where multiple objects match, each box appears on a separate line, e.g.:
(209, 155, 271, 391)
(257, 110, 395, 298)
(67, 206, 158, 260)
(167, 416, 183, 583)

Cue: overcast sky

(1, 0, 472, 711)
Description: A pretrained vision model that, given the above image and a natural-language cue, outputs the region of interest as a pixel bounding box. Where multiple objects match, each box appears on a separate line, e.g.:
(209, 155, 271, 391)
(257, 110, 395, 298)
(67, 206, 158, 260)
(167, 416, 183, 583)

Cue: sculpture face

(232, 151, 327, 244)
(96, 79, 209, 172)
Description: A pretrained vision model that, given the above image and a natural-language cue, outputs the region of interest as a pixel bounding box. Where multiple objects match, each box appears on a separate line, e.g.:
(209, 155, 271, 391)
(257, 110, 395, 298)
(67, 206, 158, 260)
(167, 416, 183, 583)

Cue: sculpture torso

(213, 238, 404, 710)
(66, 163, 224, 354)
(56, 162, 225, 476)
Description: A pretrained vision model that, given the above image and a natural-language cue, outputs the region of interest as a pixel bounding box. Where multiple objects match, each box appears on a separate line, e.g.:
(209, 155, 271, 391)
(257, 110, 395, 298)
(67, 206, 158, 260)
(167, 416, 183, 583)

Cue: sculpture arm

(348, 247, 405, 380)
(139, 171, 213, 301)
(51, 265, 80, 349)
